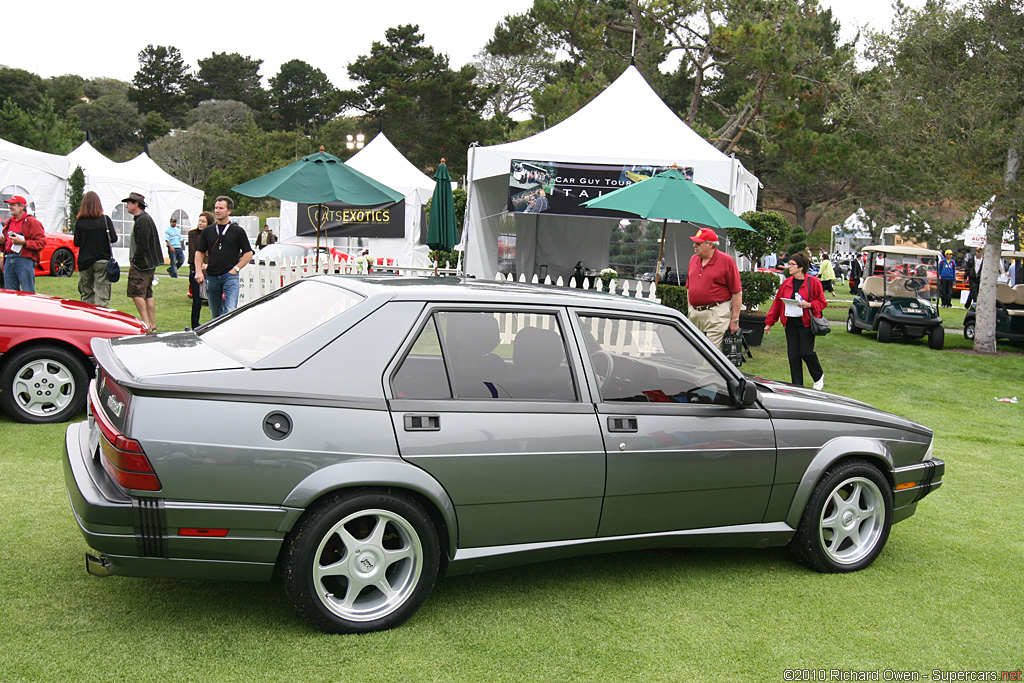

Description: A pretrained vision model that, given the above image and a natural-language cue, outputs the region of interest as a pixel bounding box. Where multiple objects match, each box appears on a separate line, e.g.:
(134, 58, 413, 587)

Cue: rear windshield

(199, 280, 363, 364)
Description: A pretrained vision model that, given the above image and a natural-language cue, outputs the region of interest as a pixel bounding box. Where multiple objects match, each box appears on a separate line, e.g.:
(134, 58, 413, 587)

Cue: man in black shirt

(194, 195, 253, 319)
(124, 192, 161, 332)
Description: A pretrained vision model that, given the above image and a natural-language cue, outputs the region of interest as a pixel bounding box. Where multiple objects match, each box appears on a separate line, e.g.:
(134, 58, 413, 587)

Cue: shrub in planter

(657, 284, 688, 316)
(738, 271, 780, 346)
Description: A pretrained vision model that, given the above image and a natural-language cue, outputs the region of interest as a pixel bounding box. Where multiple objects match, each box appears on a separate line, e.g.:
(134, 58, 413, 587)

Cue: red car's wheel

(49, 248, 76, 277)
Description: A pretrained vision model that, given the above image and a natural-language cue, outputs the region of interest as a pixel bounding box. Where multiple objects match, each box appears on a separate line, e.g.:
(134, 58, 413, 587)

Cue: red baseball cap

(689, 227, 719, 243)
(4, 195, 27, 205)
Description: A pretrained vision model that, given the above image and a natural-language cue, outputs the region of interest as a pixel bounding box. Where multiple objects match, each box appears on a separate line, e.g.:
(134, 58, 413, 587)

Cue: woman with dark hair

(186, 211, 214, 330)
(73, 191, 117, 307)
(763, 251, 828, 390)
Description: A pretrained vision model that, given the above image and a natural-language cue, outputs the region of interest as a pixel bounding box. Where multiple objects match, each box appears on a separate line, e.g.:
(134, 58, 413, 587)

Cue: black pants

(965, 283, 978, 308)
(189, 269, 204, 329)
(785, 321, 823, 386)
(938, 278, 954, 306)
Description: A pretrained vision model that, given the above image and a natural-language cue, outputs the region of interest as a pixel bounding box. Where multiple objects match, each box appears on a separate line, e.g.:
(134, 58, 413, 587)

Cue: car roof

(862, 245, 941, 257)
(314, 275, 668, 313)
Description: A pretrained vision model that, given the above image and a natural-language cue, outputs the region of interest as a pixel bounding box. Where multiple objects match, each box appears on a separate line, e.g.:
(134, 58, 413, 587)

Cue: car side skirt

(446, 522, 795, 576)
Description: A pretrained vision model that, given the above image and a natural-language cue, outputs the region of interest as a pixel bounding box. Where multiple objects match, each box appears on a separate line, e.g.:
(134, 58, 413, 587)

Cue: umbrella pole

(654, 219, 667, 286)
(314, 203, 323, 272)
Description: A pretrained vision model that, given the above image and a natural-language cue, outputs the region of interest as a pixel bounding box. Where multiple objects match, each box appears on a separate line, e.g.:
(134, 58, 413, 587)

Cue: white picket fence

(492, 272, 660, 303)
(237, 257, 461, 304)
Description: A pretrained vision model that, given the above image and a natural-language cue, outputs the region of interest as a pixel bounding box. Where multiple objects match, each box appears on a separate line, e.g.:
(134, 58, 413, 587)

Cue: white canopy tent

(67, 142, 204, 264)
(0, 137, 70, 232)
(463, 65, 760, 280)
(280, 133, 435, 265)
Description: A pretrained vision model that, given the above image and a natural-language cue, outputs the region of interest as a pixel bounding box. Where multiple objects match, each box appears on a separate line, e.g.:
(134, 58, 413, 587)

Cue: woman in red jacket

(764, 251, 828, 390)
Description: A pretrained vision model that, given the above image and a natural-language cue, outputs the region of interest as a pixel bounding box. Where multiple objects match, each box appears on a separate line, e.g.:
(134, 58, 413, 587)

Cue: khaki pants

(688, 300, 731, 349)
(79, 260, 112, 307)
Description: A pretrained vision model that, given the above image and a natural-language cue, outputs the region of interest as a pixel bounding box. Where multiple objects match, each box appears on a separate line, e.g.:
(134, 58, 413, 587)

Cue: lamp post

(346, 134, 365, 151)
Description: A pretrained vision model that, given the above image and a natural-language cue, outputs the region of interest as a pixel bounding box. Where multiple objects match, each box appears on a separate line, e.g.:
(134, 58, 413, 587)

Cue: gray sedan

(64, 277, 943, 634)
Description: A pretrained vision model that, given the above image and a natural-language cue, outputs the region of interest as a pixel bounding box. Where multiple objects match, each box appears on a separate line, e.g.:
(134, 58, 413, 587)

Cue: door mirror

(730, 377, 758, 408)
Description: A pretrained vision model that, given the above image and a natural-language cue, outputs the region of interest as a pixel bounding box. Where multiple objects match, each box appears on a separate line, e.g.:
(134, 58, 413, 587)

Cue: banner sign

(296, 200, 405, 238)
(508, 160, 694, 219)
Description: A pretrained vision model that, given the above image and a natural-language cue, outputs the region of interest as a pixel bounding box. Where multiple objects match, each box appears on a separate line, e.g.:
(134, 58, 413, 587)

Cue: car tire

(0, 344, 89, 423)
(50, 248, 76, 277)
(964, 320, 976, 341)
(282, 489, 440, 634)
(876, 320, 893, 343)
(928, 325, 944, 350)
(789, 459, 893, 573)
(846, 310, 862, 334)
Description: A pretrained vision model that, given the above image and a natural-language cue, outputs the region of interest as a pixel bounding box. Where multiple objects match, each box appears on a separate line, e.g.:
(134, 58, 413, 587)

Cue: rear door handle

(607, 416, 638, 432)
(404, 414, 441, 431)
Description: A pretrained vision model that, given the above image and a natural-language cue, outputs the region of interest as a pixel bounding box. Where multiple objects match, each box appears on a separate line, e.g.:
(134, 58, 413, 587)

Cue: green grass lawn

(1, 275, 1022, 682)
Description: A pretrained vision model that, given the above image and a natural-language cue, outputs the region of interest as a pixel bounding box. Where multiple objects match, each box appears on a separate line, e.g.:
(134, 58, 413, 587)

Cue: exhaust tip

(86, 553, 112, 577)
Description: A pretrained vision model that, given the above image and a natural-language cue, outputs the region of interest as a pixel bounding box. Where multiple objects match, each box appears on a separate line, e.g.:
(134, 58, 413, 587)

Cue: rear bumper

(63, 421, 287, 582)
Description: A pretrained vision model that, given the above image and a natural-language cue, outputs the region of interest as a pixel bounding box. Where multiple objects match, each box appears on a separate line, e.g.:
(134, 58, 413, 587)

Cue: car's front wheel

(50, 248, 75, 277)
(846, 310, 862, 334)
(789, 459, 893, 573)
(876, 319, 893, 343)
(0, 345, 89, 423)
(282, 490, 440, 634)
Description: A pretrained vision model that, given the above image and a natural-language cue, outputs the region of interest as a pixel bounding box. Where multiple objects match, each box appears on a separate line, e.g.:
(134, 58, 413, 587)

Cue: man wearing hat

(123, 192, 162, 332)
(686, 227, 743, 349)
(937, 249, 957, 308)
(2, 196, 46, 293)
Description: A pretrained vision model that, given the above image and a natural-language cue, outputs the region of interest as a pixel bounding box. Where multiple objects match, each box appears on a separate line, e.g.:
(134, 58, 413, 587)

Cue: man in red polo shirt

(2, 196, 46, 293)
(686, 227, 742, 349)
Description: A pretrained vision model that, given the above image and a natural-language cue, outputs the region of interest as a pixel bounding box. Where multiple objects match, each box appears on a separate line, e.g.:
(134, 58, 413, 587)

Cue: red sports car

(34, 231, 80, 277)
(0, 290, 146, 423)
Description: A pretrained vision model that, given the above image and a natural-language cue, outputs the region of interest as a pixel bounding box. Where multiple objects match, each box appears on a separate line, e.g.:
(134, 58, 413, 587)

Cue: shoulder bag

(105, 258, 121, 283)
(804, 277, 830, 336)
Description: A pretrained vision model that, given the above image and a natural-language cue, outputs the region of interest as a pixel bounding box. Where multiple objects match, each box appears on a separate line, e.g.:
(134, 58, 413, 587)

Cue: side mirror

(731, 377, 758, 408)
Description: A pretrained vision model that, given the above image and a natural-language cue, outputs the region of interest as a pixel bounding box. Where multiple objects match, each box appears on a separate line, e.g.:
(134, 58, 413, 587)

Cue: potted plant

(726, 211, 789, 346)
(599, 267, 617, 290)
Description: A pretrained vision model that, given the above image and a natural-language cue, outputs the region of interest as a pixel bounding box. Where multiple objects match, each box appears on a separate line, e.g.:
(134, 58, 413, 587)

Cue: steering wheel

(905, 277, 926, 292)
(590, 350, 617, 389)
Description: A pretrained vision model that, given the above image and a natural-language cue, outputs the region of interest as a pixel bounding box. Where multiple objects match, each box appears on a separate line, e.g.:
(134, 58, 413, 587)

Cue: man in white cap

(686, 227, 743, 349)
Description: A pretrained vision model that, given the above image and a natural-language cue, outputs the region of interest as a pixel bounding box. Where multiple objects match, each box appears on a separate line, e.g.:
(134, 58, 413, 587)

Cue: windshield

(878, 253, 937, 300)
(199, 280, 364, 364)
(255, 244, 309, 263)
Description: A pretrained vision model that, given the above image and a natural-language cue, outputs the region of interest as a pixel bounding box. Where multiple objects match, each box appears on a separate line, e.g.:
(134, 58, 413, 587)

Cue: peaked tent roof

(346, 133, 434, 196)
(0, 137, 71, 230)
(119, 153, 203, 193)
(468, 65, 758, 203)
(67, 141, 120, 175)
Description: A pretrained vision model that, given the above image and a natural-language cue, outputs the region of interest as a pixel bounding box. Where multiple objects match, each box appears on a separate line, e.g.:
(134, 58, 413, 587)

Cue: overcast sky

(4, 0, 916, 88)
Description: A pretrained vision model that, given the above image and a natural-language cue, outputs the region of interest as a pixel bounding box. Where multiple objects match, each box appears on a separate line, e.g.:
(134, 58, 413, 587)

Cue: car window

(255, 244, 307, 262)
(578, 315, 731, 405)
(199, 280, 363, 364)
(392, 311, 577, 401)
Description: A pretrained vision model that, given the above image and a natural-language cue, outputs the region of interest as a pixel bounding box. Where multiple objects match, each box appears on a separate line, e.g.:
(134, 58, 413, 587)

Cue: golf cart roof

(1001, 250, 1024, 259)
(862, 245, 942, 257)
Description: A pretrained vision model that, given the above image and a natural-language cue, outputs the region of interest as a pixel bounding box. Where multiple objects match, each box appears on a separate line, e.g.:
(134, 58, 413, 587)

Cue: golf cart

(963, 250, 1024, 344)
(847, 245, 945, 349)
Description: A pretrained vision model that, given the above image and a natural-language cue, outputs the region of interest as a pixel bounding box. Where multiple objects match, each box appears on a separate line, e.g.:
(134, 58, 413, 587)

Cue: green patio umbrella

(582, 168, 754, 284)
(232, 148, 404, 268)
(426, 159, 457, 267)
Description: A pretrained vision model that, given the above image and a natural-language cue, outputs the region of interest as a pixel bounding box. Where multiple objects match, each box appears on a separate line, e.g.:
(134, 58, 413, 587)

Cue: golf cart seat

(997, 283, 1024, 315)
(1014, 284, 1024, 306)
(862, 276, 885, 306)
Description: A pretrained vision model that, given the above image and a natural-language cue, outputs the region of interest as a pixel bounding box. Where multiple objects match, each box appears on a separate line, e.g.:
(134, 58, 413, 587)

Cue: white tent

(280, 133, 435, 265)
(0, 137, 70, 231)
(463, 65, 760, 280)
(67, 142, 204, 264)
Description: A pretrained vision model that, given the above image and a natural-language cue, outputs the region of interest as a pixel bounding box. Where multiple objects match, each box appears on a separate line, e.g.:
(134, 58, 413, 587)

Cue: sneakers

(813, 374, 825, 391)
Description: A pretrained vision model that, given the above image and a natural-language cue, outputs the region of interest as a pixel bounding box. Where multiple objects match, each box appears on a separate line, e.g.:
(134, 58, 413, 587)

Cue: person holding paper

(764, 251, 828, 390)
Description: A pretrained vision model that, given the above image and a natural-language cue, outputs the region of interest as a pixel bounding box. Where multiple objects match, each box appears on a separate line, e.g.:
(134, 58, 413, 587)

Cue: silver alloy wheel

(312, 508, 423, 623)
(817, 476, 886, 566)
(11, 357, 77, 418)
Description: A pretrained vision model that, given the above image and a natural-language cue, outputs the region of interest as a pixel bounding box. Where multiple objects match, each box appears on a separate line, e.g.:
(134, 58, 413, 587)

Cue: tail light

(89, 381, 162, 491)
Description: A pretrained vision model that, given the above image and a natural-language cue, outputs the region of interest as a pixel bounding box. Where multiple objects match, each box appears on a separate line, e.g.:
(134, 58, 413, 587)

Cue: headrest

(448, 313, 500, 356)
(513, 326, 565, 371)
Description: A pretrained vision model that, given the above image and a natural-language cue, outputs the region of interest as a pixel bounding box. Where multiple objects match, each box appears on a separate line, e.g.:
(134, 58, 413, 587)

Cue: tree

(73, 93, 145, 158)
(129, 45, 193, 125)
(46, 74, 87, 118)
(727, 210, 790, 268)
(150, 122, 238, 187)
(471, 50, 550, 122)
(844, 0, 1024, 353)
(0, 96, 80, 154)
(269, 59, 340, 131)
(67, 166, 86, 228)
(192, 52, 268, 111)
(186, 100, 254, 133)
(343, 24, 496, 175)
(0, 68, 47, 112)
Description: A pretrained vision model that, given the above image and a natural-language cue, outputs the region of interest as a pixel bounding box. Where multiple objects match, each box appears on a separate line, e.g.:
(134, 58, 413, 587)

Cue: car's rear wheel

(50, 248, 75, 277)
(789, 459, 893, 573)
(0, 344, 89, 423)
(964, 320, 976, 341)
(876, 319, 893, 343)
(846, 310, 861, 334)
(282, 490, 440, 634)
(928, 325, 945, 350)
